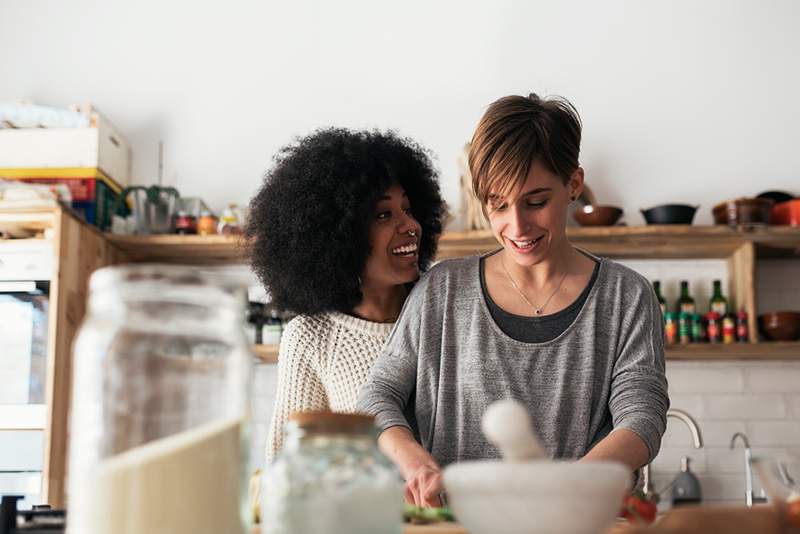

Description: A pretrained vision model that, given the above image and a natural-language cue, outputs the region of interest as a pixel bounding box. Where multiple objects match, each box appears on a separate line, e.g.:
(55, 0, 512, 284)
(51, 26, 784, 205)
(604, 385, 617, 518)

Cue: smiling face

(361, 183, 423, 290)
(487, 160, 583, 267)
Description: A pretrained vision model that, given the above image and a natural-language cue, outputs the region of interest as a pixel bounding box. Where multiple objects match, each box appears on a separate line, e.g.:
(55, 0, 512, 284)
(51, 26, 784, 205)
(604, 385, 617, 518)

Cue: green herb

(403, 504, 455, 524)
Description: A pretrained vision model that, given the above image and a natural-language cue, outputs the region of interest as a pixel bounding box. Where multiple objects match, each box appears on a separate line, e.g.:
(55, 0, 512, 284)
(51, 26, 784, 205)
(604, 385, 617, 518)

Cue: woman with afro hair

(246, 127, 445, 462)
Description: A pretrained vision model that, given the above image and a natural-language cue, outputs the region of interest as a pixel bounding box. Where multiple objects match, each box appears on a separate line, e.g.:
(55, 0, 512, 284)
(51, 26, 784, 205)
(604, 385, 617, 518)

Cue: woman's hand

(404, 464, 444, 507)
(377, 426, 445, 507)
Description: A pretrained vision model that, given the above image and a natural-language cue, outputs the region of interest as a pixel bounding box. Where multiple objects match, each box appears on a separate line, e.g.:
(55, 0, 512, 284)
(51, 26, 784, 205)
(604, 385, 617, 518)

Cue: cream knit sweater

(265, 311, 394, 462)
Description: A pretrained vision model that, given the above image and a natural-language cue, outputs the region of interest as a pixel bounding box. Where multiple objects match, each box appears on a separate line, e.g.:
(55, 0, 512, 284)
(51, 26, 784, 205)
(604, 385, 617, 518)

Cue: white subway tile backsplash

(666, 366, 744, 394)
(744, 367, 800, 393)
(704, 394, 786, 420)
(787, 395, 800, 418)
(745, 421, 800, 447)
(698, 473, 750, 502)
(691, 421, 747, 447)
(666, 395, 705, 418)
(650, 445, 706, 475)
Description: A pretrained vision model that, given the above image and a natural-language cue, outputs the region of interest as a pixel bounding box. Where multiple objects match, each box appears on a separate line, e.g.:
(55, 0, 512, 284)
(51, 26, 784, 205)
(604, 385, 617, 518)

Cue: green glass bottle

(676, 280, 695, 315)
(709, 279, 728, 317)
(653, 280, 667, 316)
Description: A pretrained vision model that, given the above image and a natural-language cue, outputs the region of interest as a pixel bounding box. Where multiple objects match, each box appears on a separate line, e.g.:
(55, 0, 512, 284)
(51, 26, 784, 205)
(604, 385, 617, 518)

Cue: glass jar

(67, 264, 253, 534)
(261, 412, 403, 534)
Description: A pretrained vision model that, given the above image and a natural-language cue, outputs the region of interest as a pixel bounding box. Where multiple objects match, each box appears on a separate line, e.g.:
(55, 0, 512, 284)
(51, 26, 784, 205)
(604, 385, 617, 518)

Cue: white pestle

(481, 398, 547, 462)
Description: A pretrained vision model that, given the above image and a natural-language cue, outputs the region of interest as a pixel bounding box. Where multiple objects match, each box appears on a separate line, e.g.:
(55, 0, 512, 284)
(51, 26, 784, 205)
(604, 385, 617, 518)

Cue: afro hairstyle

(245, 127, 445, 316)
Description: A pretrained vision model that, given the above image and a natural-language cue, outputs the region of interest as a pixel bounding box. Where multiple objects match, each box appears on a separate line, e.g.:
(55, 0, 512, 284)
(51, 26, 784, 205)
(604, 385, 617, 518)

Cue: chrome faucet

(642, 408, 703, 495)
(730, 432, 768, 507)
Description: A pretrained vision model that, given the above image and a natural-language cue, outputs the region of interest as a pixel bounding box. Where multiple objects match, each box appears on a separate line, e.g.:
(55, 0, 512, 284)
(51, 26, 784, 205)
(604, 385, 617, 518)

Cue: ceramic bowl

(443, 460, 630, 534)
(712, 197, 774, 226)
(759, 311, 800, 341)
(770, 199, 800, 226)
(640, 204, 698, 225)
(573, 205, 624, 226)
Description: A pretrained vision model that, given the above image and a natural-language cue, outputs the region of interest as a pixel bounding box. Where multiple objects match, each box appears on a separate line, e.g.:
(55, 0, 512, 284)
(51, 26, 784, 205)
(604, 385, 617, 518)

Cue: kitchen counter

(252, 505, 792, 534)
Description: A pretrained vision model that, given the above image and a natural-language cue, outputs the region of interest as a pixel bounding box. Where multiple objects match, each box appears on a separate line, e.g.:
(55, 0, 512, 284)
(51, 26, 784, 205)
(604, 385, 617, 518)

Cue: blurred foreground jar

(67, 264, 253, 534)
(261, 412, 403, 534)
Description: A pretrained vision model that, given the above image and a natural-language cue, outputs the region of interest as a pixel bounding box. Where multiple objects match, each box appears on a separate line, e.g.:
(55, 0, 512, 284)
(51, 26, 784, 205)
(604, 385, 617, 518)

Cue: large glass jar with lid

(66, 264, 253, 534)
(261, 411, 404, 534)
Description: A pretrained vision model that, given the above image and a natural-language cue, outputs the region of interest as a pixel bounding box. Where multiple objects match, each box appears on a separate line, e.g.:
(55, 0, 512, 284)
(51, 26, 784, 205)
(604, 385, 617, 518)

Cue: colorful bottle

(676, 281, 695, 315)
(722, 314, 736, 344)
(664, 312, 678, 344)
(692, 313, 705, 343)
(653, 280, 667, 316)
(736, 309, 749, 342)
(709, 280, 728, 316)
(706, 311, 722, 343)
(678, 312, 692, 344)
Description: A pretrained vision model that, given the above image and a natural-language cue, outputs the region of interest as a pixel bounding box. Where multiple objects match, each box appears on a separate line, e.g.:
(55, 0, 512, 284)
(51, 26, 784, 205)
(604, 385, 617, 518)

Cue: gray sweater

(356, 254, 669, 466)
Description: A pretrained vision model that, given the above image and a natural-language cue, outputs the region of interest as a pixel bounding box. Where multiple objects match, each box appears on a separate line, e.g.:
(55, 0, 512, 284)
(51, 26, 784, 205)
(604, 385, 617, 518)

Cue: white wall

(4, 0, 800, 507)
(2, 0, 799, 223)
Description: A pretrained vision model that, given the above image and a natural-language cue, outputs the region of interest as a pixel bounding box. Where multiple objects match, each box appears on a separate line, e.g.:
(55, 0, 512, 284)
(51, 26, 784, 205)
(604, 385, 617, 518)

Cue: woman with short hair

(357, 94, 669, 506)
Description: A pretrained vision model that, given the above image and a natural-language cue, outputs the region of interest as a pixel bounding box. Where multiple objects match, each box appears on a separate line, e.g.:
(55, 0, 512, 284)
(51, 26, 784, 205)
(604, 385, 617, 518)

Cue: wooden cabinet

(0, 207, 127, 507)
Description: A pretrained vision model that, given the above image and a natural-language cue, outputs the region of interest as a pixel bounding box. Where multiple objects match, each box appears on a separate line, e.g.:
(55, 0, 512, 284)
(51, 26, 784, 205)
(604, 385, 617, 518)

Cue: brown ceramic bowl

(712, 197, 774, 226)
(758, 311, 800, 341)
(573, 205, 624, 226)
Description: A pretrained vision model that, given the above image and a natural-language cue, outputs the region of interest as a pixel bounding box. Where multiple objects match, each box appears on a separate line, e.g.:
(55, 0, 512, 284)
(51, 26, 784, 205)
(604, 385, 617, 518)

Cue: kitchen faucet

(729, 432, 768, 507)
(642, 408, 703, 495)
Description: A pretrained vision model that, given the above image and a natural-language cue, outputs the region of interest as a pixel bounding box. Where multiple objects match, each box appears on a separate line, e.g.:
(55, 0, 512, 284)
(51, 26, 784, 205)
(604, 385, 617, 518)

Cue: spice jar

(197, 210, 217, 235)
(174, 210, 197, 234)
(261, 412, 403, 534)
(67, 265, 253, 534)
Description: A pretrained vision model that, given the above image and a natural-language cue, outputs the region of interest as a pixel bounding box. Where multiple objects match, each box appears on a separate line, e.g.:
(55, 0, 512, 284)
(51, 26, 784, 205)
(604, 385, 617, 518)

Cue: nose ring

(407, 230, 416, 237)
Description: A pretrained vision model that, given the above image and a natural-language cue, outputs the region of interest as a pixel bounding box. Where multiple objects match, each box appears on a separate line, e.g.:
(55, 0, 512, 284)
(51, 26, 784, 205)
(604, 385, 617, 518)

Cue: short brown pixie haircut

(468, 93, 582, 209)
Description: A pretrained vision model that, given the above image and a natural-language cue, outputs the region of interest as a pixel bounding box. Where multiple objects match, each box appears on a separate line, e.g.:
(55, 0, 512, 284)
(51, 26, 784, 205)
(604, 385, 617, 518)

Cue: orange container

(770, 199, 800, 226)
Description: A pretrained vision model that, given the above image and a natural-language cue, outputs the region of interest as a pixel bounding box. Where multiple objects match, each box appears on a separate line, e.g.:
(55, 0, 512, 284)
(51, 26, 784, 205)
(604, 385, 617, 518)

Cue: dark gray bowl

(640, 204, 698, 225)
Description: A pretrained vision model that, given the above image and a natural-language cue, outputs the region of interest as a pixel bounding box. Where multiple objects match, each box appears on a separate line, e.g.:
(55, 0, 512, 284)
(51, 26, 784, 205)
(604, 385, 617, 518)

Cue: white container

(0, 106, 130, 186)
(444, 460, 630, 534)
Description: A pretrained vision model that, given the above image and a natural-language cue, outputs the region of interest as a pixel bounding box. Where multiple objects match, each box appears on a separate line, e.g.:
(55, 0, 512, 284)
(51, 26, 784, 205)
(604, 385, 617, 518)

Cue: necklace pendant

(535, 309, 542, 315)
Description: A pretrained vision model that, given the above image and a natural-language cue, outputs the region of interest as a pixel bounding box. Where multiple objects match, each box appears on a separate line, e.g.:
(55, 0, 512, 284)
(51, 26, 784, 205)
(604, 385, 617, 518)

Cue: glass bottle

(709, 280, 728, 316)
(676, 280, 695, 315)
(261, 412, 403, 534)
(736, 309, 749, 342)
(67, 264, 253, 534)
(218, 203, 243, 235)
(664, 312, 678, 344)
(653, 280, 667, 316)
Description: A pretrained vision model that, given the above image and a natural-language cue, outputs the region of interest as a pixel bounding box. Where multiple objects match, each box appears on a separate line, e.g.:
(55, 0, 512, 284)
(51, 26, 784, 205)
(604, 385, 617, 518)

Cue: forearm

(581, 428, 650, 472)
(378, 425, 440, 480)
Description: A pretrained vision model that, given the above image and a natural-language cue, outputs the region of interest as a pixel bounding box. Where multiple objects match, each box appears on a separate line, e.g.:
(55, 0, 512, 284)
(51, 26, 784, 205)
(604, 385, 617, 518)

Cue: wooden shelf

(250, 342, 799, 363)
(438, 226, 800, 260)
(106, 234, 246, 264)
(252, 344, 279, 363)
(666, 342, 800, 360)
(101, 226, 800, 264)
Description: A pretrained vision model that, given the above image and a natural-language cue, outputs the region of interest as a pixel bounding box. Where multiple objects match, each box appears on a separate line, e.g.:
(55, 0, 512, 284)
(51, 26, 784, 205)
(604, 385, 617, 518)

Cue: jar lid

(288, 411, 375, 434)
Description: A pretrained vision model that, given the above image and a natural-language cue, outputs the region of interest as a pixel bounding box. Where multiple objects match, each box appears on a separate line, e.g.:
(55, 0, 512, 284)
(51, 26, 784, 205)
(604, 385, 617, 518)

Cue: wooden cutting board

(404, 523, 468, 534)
(252, 523, 468, 533)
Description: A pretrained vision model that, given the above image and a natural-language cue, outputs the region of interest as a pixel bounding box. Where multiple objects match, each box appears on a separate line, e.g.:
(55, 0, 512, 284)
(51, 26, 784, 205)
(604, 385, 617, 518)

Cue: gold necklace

(500, 257, 569, 316)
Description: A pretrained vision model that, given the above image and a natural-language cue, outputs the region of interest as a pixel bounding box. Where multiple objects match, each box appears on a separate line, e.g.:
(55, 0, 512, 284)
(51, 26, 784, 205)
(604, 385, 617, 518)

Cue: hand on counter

(405, 464, 444, 507)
